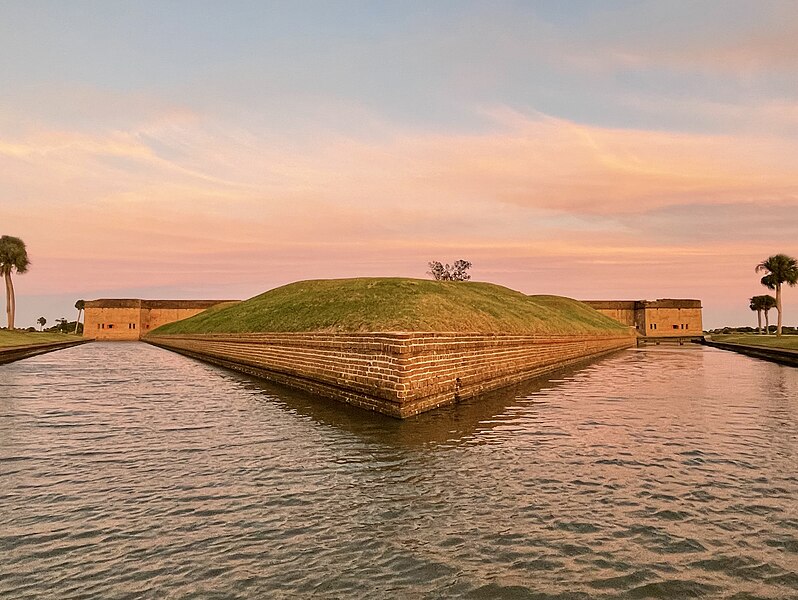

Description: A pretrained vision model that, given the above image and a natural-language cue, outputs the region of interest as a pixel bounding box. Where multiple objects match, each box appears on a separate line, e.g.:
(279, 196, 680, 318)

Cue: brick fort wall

(145, 331, 635, 418)
(583, 299, 702, 337)
(84, 300, 235, 340)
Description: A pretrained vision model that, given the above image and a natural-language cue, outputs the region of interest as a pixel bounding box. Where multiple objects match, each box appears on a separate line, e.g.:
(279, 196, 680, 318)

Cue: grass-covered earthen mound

(151, 278, 631, 336)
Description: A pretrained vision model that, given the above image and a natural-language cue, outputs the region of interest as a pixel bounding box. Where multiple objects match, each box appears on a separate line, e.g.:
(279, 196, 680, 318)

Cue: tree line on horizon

(4, 236, 798, 337)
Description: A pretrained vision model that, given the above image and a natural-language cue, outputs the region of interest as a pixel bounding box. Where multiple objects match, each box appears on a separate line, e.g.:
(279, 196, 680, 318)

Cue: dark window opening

(673, 324, 679, 330)
(108, 324, 114, 329)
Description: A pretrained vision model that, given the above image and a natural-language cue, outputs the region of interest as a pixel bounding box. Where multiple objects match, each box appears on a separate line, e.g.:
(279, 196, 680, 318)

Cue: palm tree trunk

(764, 310, 770, 334)
(4, 270, 15, 330)
(776, 284, 783, 337)
(756, 309, 762, 333)
(74, 309, 81, 334)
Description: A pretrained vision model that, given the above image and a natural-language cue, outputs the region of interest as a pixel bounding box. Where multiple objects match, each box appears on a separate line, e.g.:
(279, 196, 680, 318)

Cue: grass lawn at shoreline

(152, 277, 631, 336)
(711, 334, 798, 351)
(0, 330, 81, 349)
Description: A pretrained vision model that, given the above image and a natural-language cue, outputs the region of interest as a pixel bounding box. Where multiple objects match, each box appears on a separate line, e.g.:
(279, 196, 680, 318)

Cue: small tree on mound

(427, 259, 472, 281)
(37, 316, 46, 331)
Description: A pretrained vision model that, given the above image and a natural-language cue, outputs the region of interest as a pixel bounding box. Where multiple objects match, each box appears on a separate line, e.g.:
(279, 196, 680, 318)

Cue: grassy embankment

(0, 330, 80, 348)
(152, 278, 631, 336)
(710, 334, 798, 352)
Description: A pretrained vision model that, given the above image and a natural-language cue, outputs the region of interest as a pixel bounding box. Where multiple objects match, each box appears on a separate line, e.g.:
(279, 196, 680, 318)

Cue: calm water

(1, 342, 796, 599)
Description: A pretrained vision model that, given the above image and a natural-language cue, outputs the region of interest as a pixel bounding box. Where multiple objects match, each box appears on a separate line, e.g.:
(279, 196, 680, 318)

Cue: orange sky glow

(2, 2, 797, 328)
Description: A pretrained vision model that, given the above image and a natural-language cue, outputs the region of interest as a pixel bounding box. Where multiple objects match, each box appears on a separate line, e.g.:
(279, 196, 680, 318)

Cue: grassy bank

(152, 278, 631, 336)
(0, 330, 81, 348)
(710, 334, 798, 352)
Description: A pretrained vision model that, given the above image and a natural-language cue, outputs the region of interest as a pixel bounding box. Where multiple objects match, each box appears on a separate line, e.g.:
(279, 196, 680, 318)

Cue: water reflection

(1, 341, 796, 599)
(233, 359, 599, 450)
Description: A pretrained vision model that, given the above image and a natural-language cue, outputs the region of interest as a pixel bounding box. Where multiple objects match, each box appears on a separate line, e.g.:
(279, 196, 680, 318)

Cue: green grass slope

(0, 330, 80, 348)
(151, 278, 631, 336)
(711, 334, 798, 351)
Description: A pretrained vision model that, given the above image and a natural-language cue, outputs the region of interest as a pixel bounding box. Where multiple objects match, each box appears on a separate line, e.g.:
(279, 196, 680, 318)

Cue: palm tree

(74, 299, 85, 334)
(0, 235, 30, 330)
(749, 296, 763, 333)
(37, 316, 46, 331)
(761, 294, 777, 335)
(756, 254, 798, 336)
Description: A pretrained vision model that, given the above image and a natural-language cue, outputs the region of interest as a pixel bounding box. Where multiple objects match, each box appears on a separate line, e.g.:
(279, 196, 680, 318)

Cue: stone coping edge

(0, 339, 93, 365)
(146, 332, 634, 418)
(701, 340, 798, 368)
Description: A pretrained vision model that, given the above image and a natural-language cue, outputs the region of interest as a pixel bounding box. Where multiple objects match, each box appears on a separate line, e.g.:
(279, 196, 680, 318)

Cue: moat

(1, 342, 796, 599)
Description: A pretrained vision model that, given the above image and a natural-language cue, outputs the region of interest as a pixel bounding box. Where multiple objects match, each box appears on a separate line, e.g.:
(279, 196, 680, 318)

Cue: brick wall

(639, 306, 703, 336)
(145, 331, 635, 418)
(84, 300, 235, 340)
(583, 300, 703, 337)
(84, 306, 143, 340)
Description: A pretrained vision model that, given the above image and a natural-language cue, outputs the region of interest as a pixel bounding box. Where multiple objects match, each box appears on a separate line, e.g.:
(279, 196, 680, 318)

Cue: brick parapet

(146, 331, 635, 417)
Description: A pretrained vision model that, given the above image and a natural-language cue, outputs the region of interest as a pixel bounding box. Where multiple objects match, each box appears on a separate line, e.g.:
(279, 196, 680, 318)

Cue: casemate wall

(83, 300, 235, 340)
(582, 299, 703, 338)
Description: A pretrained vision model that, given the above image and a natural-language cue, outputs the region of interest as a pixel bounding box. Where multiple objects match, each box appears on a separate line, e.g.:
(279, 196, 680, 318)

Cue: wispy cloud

(2, 1, 798, 328)
(3, 103, 795, 329)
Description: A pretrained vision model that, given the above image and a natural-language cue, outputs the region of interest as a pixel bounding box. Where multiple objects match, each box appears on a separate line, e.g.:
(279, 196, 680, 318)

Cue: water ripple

(1, 342, 797, 598)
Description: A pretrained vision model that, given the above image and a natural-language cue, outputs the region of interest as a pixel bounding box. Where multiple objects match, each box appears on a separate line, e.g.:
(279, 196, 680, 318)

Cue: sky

(1, 0, 797, 330)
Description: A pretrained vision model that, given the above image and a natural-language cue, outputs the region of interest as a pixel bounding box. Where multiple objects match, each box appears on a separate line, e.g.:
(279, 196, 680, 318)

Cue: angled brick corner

(145, 332, 635, 418)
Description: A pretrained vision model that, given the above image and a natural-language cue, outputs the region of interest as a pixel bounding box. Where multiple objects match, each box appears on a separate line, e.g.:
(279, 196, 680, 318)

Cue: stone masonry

(583, 299, 703, 338)
(145, 331, 635, 418)
(84, 299, 236, 340)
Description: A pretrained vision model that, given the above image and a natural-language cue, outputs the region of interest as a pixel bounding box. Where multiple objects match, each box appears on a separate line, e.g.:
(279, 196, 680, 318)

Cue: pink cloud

(2, 106, 797, 329)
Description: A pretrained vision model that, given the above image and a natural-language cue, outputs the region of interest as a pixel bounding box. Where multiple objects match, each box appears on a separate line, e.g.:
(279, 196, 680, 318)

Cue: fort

(83, 299, 236, 340)
(84, 296, 704, 343)
(582, 299, 703, 341)
(81, 284, 703, 417)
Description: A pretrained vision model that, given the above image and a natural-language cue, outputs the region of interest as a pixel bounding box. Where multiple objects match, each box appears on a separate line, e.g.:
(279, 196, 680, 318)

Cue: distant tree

(0, 235, 30, 330)
(428, 261, 448, 281)
(427, 259, 472, 281)
(74, 299, 85, 334)
(749, 296, 763, 334)
(37, 316, 46, 331)
(750, 294, 777, 334)
(761, 294, 777, 335)
(756, 254, 798, 336)
(55, 317, 68, 333)
(450, 260, 472, 281)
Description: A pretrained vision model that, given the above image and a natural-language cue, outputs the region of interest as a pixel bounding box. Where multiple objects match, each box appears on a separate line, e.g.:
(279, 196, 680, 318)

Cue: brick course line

(146, 332, 635, 418)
